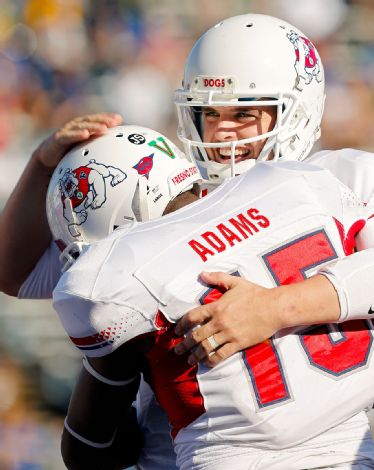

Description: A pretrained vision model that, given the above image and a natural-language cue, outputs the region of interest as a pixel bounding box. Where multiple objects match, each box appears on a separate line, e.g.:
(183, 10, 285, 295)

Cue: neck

(163, 189, 199, 215)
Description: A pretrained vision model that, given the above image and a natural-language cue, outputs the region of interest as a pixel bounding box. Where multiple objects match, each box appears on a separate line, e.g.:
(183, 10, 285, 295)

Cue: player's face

(201, 105, 277, 163)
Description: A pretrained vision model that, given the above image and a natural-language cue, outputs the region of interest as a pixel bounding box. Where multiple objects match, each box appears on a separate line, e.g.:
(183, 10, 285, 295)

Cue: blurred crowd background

(0, 0, 373, 468)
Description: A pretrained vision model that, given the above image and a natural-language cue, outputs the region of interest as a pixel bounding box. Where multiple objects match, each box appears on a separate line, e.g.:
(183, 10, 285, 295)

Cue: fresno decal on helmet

(287, 30, 322, 86)
(59, 160, 127, 237)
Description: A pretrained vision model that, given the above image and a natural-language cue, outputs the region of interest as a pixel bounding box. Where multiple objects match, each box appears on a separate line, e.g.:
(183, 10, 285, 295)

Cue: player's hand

(33, 112, 122, 169)
(174, 271, 284, 367)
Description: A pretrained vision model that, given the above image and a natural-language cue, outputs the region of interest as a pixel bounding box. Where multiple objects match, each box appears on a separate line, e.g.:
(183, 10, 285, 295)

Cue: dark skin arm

(62, 344, 143, 470)
(0, 113, 122, 296)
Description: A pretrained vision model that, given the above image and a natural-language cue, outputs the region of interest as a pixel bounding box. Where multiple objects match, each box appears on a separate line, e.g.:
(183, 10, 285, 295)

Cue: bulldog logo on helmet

(59, 159, 127, 237)
(287, 30, 322, 86)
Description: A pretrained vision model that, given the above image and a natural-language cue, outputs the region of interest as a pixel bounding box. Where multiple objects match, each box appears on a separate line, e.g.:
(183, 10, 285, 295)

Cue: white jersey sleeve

(53, 235, 160, 357)
(357, 191, 374, 250)
(319, 247, 374, 321)
(18, 242, 62, 299)
(306, 148, 374, 321)
(305, 148, 374, 203)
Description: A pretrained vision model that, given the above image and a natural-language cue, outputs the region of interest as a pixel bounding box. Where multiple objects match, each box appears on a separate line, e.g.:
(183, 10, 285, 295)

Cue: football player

(46, 123, 202, 470)
(171, 13, 374, 368)
(54, 142, 374, 469)
(0, 115, 201, 469)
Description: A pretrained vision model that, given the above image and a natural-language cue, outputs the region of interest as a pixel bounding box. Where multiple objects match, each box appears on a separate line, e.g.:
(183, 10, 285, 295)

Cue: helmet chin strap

(257, 134, 278, 162)
(138, 176, 151, 221)
(59, 241, 87, 273)
(197, 158, 257, 186)
(63, 198, 84, 238)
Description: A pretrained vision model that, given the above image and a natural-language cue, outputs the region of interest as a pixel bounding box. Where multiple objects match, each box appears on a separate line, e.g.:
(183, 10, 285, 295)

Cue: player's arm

(62, 344, 143, 470)
(175, 251, 374, 367)
(174, 271, 340, 366)
(0, 113, 122, 296)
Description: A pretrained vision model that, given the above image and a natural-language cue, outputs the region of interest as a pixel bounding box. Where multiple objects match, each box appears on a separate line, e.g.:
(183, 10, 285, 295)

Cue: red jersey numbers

(200, 229, 374, 409)
(263, 229, 338, 285)
(199, 277, 291, 408)
(243, 339, 291, 407)
(300, 320, 372, 376)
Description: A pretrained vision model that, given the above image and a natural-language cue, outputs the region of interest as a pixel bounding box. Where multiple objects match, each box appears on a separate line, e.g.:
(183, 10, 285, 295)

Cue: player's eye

(202, 108, 220, 119)
(235, 110, 260, 120)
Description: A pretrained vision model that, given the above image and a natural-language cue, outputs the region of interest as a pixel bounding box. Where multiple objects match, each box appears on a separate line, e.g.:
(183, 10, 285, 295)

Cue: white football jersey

(306, 148, 374, 205)
(136, 377, 178, 470)
(307, 148, 374, 249)
(54, 161, 374, 468)
(18, 242, 61, 299)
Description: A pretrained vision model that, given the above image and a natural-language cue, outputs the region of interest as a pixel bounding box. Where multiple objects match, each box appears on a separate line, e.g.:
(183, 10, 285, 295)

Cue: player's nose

(214, 122, 239, 141)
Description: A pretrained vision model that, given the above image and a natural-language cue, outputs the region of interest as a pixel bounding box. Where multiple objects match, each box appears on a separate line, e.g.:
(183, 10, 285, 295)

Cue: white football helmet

(46, 125, 201, 271)
(174, 13, 325, 184)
